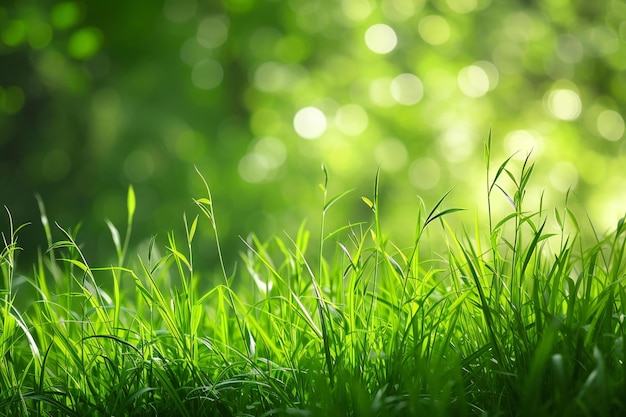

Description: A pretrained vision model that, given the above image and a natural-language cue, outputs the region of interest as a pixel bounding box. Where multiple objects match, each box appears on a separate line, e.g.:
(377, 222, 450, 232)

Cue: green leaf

(196, 198, 211, 206)
(484, 126, 492, 169)
(504, 168, 519, 187)
(554, 207, 563, 229)
(324, 189, 354, 213)
(127, 184, 136, 221)
(423, 190, 465, 229)
(520, 219, 547, 277)
(189, 215, 199, 242)
(566, 207, 580, 232)
(60, 258, 89, 272)
(489, 154, 515, 192)
(324, 221, 367, 241)
(321, 163, 329, 192)
(167, 246, 191, 270)
(424, 207, 466, 229)
(495, 184, 516, 210)
(386, 255, 404, 278)
(361, 196, 374, 210)
(106, 219, 121, 254)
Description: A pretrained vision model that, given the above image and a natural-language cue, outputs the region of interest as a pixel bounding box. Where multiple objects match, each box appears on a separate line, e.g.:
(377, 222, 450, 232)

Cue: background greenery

(1, 0, 626, 267)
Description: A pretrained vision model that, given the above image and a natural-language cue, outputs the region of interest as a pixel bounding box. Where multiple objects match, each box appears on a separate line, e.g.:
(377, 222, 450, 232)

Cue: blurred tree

(1, 0, 625, 270)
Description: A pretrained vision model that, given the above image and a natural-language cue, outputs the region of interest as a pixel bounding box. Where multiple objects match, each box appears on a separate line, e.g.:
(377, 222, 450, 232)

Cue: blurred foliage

(1, 0, 626, 267)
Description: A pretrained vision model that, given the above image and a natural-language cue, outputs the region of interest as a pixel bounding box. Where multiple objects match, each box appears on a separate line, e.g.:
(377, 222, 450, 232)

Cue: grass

(1, 137, 625, 416)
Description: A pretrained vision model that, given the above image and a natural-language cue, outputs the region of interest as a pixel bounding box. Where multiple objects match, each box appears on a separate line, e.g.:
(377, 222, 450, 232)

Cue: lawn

(2, 138, 625, 416)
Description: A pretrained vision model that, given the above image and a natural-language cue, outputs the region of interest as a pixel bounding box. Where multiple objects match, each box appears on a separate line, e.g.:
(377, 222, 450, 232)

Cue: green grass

(2, 139, 626, 416)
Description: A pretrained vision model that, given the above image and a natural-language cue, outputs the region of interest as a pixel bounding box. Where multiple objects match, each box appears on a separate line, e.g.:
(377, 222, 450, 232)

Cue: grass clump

(1, 139, 625, 416)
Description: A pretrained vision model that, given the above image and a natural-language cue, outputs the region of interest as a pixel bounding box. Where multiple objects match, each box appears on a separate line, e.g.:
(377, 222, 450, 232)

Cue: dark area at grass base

(1, 332, 625, 417)
(2, 155, 626, 417)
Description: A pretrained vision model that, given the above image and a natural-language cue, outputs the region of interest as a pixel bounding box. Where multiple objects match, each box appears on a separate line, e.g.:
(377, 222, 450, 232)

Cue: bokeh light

(51, 2, 81, 29)
(335, 104, 369, 136)
(67, 27, 102, 60)
(583, 26, 619, 56)
(28, 22, 53, 49)
(191, 59, 224, 89)
(369, 77, 395, 107)
(294, 107, 327, 139)
(163, 0, 197, 22)
(549, 162, 579, 192)
(545, 87, 582, 121)
(364, 23, 398, 54)
(447, 0, 480, 14)
(504, 130, 544, 160)
(418, 15, 450, 45)
(197, 15, 229, 48)
(341, 0, 373, 21)
(375, 138, 408, 172)
(438, 125, 477, 163)
(381, 0, 422, 21)
(555, 34, 584, 63)
(457, 61, 499, 98)
(409, 158, 441, 190)
(596, 110, 625, 141)
(458, 65, 490, 98)
(124, 150, 156, 183)
(254, 61, 301, 93)
(390, 73, 424, 105)
(173, 130, 206, 162)
(1, 19, 26, 47)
